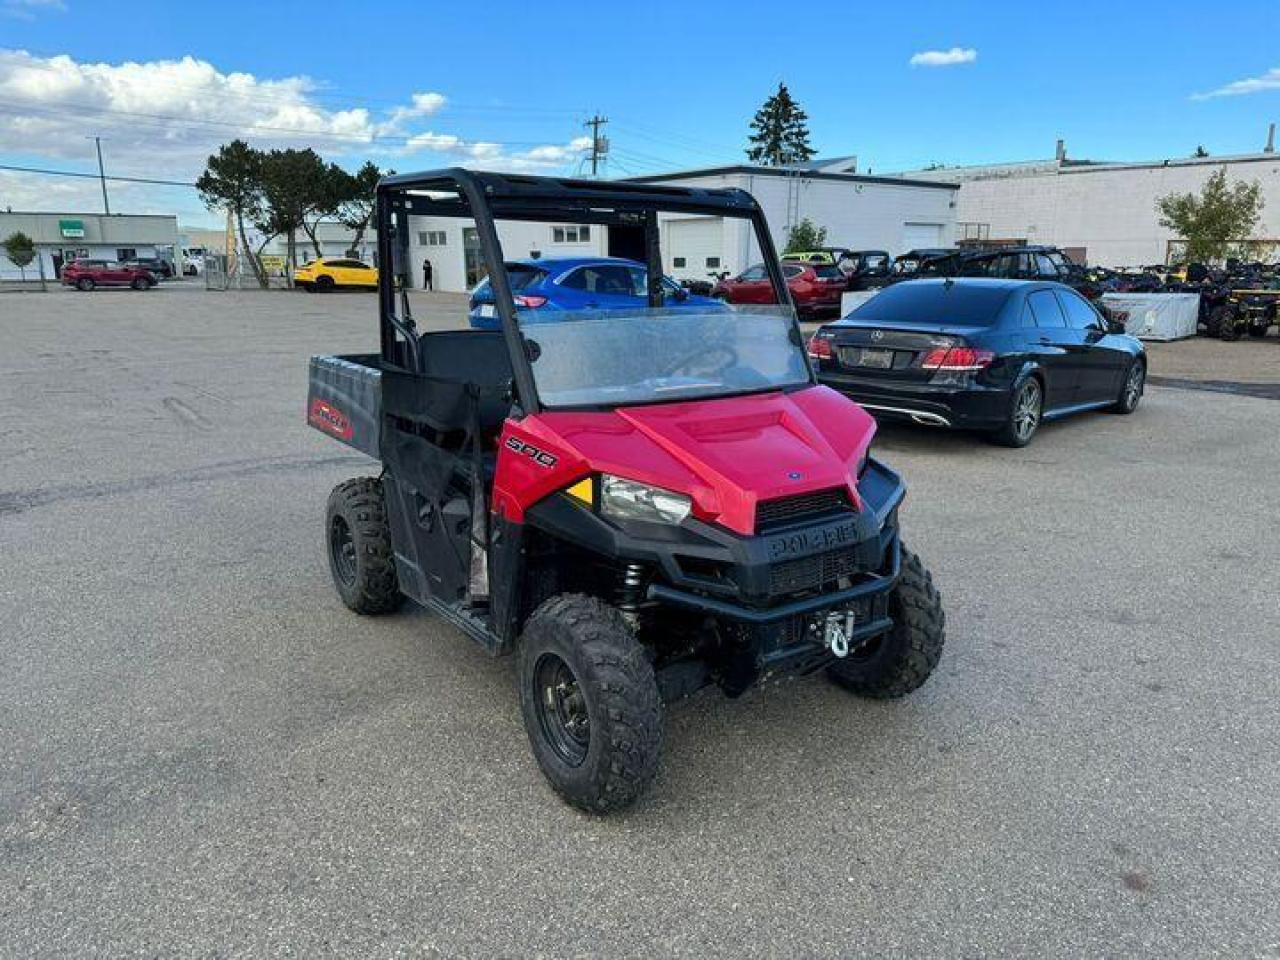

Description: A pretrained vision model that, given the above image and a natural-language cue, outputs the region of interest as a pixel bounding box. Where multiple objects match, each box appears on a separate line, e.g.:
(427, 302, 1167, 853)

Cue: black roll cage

(374, 167, 808, 414)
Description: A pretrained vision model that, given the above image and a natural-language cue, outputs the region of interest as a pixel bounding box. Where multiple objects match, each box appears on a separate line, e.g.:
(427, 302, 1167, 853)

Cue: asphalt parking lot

(2, 285, 1279, 957)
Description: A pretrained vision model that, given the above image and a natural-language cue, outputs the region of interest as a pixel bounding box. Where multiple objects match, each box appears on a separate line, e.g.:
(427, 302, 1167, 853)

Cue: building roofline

(893, 150, 1280, 180)
(621, 164, 959, 191)
(0, 210, 178, 219)
(1059, 152, 1280, 175)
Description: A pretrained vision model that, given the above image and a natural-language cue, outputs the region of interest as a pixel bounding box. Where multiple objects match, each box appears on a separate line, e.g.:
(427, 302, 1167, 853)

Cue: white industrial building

(896, 139, 1280, 267)
(626, 162, 959, 285)
(396, 161, 959, 292)
(0, 211, 179, 280)
(260, 221, 377, 262)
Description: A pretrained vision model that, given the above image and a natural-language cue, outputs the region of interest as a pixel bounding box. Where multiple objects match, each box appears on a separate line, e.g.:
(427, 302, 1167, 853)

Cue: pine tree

(746, 83, 816, 166)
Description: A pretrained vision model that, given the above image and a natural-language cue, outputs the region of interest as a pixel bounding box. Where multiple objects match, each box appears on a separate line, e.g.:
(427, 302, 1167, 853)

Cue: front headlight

(600, 475, 692, 525)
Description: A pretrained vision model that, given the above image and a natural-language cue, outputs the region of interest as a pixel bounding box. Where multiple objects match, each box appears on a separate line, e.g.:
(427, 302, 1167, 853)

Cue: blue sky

(2, 0, 1279, 225)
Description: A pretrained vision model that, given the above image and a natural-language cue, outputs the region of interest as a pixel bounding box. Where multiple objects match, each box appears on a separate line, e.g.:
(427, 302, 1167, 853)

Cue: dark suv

(123, 257, 174, 279)
(917, 246, 1104, 299)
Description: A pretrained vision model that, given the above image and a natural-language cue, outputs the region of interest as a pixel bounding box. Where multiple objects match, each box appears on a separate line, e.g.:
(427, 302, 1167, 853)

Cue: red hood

(495, 386, 876, 536)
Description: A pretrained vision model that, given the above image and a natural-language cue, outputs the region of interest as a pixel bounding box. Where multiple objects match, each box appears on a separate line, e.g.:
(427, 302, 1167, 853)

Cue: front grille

(769, 546, 864, 596)
(755, 488, 851, 531)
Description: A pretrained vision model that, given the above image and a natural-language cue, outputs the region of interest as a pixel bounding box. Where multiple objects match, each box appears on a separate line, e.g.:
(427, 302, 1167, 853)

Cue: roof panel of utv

(379, 167, 761, 223)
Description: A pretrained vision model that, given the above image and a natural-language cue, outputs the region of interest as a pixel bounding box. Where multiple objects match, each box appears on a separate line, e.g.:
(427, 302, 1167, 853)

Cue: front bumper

(526, 457, 906, 624)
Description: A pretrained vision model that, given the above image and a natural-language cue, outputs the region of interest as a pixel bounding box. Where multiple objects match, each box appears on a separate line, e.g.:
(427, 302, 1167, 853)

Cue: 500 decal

(308, 398, 353, 441)
(505, 436, 558, 468)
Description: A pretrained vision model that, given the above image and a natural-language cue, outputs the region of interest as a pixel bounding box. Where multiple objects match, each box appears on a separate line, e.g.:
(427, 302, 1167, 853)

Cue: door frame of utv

(370, 169, 809, 651)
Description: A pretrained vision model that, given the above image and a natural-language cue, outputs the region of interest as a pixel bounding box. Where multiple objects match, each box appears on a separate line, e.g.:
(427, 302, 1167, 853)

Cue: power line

(0, 162, 196, 187)
(0, 98, 578, 148)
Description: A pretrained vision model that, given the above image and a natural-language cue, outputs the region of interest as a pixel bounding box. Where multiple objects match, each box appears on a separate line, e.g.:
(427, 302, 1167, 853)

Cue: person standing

(422, 258, 434, 292)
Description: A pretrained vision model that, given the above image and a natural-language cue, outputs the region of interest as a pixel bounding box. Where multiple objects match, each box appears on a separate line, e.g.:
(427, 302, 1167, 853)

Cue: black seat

(384, 330, 513, 435)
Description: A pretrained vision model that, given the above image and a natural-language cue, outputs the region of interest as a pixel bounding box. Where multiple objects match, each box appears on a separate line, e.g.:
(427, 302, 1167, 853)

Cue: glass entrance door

(463, 227, 488, 290)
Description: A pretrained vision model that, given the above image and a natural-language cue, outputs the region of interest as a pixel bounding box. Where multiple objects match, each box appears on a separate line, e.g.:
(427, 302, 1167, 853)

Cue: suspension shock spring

(616, 562, 646, 625)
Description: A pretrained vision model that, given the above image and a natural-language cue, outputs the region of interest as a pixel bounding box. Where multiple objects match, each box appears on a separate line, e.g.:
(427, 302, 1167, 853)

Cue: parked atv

(1211, 285, 1280, 341)
(307, 170, 945, 812)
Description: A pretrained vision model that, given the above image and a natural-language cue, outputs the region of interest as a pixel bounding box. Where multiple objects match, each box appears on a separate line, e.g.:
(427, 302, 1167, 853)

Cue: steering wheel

(661, 344, 739, 379)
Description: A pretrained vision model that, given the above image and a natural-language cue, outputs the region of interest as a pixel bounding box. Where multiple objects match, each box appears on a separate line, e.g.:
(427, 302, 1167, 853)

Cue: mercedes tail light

(921, 345, 995, 384)
(920, 346, 994, 372)
(514, 295, 547, 308)
(807, 333, 834, 360)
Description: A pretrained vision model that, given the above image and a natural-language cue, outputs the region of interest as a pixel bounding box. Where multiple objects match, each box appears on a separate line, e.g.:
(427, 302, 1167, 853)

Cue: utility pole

(87, 136, 110, 214)
(585, 114, 608, 177)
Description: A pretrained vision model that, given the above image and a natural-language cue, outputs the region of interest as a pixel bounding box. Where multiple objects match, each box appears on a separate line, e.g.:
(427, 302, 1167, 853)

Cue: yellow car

(295, 257, 378, 292)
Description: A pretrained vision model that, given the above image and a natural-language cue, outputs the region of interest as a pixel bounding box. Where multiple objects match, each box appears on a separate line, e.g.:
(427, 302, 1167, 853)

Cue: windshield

(521, 305, 810, 408)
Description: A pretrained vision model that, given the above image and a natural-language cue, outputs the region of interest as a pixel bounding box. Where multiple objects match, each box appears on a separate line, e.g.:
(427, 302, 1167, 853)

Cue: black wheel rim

(329, 515, 357, 587)
(533, 653, 590, 767)
(1014, 380, 1041, 441)
(1125, 365, 1143, 407)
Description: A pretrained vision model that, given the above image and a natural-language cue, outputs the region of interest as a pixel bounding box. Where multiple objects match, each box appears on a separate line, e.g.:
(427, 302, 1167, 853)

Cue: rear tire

(315, 275, 335, 292)
(1110, 359, 1145, 414)
(131, 277, 149, 290)
(828, 546, 945, 698)
(1219, 307, 1242, 341)
(991, 376, 1042, 448)
(1204, 304, 1229, 337)
(518, 595, 662, 813)
(1248, 324, 1270, 339)
(76, 278, 94, 291)
(325, 477, 403, 614)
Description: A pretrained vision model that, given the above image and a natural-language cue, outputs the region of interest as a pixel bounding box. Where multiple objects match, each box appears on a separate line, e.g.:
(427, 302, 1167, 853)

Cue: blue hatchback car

(468, 256, 723, 329)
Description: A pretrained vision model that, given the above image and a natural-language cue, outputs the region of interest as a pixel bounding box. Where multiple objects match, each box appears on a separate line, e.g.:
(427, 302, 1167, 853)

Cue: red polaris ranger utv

(308, 170, 945, 812)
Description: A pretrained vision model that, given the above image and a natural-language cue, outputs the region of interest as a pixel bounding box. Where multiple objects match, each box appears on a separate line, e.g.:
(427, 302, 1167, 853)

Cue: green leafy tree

(300, 161, 353, 259)
(256, 148, 332, 283)
(334, 161, 385, 257)
(746, 83, 815, 166)
(3, 230, 36, 281)
(783, 218, 827, 254)
(1157, 167, 1264, 263)
(1192, 145, 1209, 158)
(196, 140, 269, 287)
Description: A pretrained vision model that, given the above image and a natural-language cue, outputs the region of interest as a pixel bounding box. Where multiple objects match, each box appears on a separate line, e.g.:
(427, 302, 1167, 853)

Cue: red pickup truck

(62, 259, 156, 291)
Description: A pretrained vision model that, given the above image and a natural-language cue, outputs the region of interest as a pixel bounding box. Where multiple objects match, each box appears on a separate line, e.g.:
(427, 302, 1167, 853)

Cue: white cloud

(380, 91, 447, 130)
(1192, 67, 1280, 100)
(909, 47, 977, 68)
(0, 49, 594, 215)
(2, 0, 66, 20)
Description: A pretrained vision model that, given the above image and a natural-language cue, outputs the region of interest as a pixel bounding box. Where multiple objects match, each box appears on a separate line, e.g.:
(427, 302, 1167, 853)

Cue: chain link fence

(204, 253, 289, 290)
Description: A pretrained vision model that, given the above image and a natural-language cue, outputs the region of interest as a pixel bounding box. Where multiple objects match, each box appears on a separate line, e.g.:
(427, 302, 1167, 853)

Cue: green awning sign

(59, 219, 85, 238)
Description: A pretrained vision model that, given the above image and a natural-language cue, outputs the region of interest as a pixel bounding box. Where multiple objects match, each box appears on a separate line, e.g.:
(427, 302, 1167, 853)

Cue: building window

(673, 257, 687, 268)
(706, 256, 721, 268)
(552, 225, 590, 243)
(117, 248, 137, 261)
(417, 231, 447, 246)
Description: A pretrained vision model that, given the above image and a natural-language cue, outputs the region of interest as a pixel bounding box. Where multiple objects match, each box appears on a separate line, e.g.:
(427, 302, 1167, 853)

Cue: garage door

(665, 217, 723, 282)
(902, 222, 946, 252)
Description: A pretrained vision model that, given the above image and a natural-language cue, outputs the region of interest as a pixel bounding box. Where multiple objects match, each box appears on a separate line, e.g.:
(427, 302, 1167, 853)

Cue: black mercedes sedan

(808, 278, 1147, 447)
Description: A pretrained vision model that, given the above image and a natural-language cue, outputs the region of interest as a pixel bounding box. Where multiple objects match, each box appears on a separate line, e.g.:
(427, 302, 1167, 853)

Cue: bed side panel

(307, 354, 382, 457)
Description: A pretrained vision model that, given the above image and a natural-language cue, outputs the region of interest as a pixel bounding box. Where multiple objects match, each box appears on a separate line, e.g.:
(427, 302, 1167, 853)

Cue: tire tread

(520, 595, 661, 813)
(829, 547, 945, 699)
(326, 477, 402, 615)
